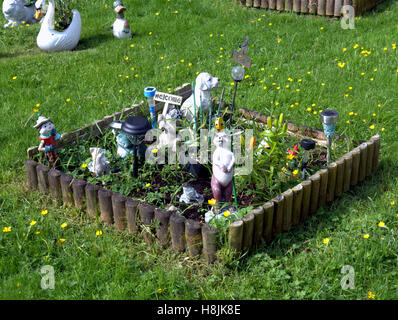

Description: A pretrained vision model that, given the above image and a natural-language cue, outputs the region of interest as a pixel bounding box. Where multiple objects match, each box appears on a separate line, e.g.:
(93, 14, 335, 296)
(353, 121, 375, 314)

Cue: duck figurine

(111, 1, 131, 39)
(37, 0, 81, 52)
(2, 0, 45, 28)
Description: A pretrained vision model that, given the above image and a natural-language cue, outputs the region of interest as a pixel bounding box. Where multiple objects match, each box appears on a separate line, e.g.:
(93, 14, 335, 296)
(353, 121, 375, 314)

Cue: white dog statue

(88, 148, 110, 177)
(181, 72, 220, 123)
(2, 0, 44, 28)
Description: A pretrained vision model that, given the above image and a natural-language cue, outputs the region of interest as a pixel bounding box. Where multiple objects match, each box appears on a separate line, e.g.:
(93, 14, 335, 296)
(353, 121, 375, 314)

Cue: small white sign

(154, 92, 183, 106)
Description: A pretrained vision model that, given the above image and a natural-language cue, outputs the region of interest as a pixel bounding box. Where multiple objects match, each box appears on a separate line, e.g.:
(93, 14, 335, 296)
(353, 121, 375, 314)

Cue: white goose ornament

(37, 0, 81, 52)
(2, 0, 45, 28)
(111, 1, 131, 39)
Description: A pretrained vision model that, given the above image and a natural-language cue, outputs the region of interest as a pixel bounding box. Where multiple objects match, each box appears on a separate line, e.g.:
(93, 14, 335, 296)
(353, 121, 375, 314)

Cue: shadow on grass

(233, 154, 397, 269)
(75, 32, 115, 51)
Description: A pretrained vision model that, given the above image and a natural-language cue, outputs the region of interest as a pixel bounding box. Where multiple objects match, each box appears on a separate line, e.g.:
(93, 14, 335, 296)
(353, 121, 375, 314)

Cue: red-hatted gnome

(34, 114, 61, 167)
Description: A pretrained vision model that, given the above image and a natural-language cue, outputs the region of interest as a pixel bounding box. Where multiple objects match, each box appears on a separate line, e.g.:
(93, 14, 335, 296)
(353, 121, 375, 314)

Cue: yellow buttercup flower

(96, 230, 103, 236)
(378, 221, 385, 227)
(293, 169, 299, 175)
(145, 183, 151, 187)
(208, 198, 216, 206)
(59, 238, 66, 243)
(223, 210, 231, 217)
(41, 210, 48, 215)
(30, 220, 37, 226)
(368, 291, 375, 299)
(390, 201, 395, 206)
(323, 238, 329, 244)
(152, 149, 158, 154)
(157, 288, 164, 294)
(66, 98, 70, 102)
(363, 234, 369, 239)
(369, 125, 375, 130)
(61, 223, 68, 228)
(81, 163, 87, 169)
(3, 227, 11, 233)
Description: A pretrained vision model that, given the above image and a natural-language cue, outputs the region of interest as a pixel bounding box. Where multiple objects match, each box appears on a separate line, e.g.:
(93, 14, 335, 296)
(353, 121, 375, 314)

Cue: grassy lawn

(0, 0, 397, 299)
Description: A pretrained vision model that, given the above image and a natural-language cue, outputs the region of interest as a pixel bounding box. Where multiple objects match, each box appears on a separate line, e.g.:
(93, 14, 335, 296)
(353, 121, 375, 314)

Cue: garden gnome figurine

(34, 114, 61, 167)
(211, 131, 235, 204)
(111, 1, 132, 38)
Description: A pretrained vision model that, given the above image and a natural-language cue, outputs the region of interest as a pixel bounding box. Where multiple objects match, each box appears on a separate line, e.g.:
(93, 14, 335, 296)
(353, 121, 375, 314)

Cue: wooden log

(36, 164, 50, 195)
(301, 0, 309, 13)
(85, 183, 99, 218)
(25, 159, 38, 190)
(318, 0, 326, 15)
(326, 162, 337, 202)
(285, 0, 293, 10)
(282, 189, 293, 231)
(154, 208, 172, 247)
(48, 168, 62, 203)
(269, 0, 276, 9)
(325, 0, 334, 15)
(335, 158, 345, 197)
(292, 184, 303, 225)
(276, 0, 284, 10)
(252, 206, 264, 246)
(261, 0, 268, 8)
(334, 0, 342, 16)
(185, 219, 202, 257)
(170, 212, 186, 253)
(112, 193, 127, 231)
(139, 203, 155, 244)
(293, 0, 301, 12)
(253, 0, 261, 7)
(371, 135, 380, 173)
(350, 148, 360, 186)
(309, 173, 320, 215)
(308, 0, 317, 13)
(246, 0, 253, 7)
(60, 173, 74, 206)
(365, 140, 375, 177)
(263, 201, 274, 243)
(72, 179, 86, 209)
(228, 220, 244, 253)
(98, 188, 113, 224)
(301, 180, 312, 220)
(272, 195, 284, 236)
(318, 168, 328, 207)
(242, 213, 255, 250)
(358, 143, 368, 182)
(126, 199, 139, 234)
(342, 153, 353, 192)
(202, 224, 219, 263)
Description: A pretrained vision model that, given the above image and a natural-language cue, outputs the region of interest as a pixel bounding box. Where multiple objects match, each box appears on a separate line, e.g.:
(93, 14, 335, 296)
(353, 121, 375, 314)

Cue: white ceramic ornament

(37, 0, 81, 52)
(111, 1, 131, 39)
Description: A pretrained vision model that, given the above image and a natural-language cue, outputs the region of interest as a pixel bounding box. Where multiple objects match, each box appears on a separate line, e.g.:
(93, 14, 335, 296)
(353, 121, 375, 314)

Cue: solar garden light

(109, 116, 151, 178)
(144, 86, 157, 129)
(300, 138, 316, 179)
(320, 109, 339, 165)
(230, 66, 245, 127)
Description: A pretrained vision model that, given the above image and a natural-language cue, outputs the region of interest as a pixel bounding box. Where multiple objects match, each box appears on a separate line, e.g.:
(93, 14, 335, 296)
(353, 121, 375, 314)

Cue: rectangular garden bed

(25, 83, 380, 263)
(238, 0, 386, 17)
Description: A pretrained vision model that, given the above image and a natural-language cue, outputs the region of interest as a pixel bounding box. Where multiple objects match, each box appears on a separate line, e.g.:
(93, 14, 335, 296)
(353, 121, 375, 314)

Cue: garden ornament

(179, 185, 204, 204)
(211, 131, 235, 204)
(88, 148, 110, 177)
(111, 129, 134, 158)
(320, 110, 339, 164)
(181, 72, 220, 123)
(215, 117, 224, 131)
(157, 115, 182, 153)
(287, 144, 299, 168)
(37, 0, 81, 52)
(109, 116, 151, 178)
(300, 139, 315, 179)
(2, 0, 44, 28)
(144, 86, 157, 129)
(111, 0, 131, 39)
(34, 113, 61, 167)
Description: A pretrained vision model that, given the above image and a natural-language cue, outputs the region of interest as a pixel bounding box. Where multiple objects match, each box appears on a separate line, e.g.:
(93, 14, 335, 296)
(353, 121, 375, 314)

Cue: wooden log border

(237, 0, 385, 15)
(26, 85, 381, 263)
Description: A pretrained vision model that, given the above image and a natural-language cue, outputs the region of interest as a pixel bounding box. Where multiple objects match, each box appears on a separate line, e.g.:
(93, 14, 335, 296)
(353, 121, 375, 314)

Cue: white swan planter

(37, 0, 81, 52)
(2, 0, 45, 28)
